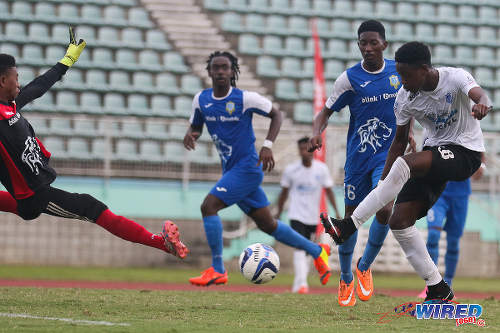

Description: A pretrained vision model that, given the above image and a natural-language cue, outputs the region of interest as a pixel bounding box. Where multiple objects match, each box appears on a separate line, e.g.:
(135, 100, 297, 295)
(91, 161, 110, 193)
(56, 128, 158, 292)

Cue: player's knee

(200, 200, 214, 216)
(79, 194, 107, 222)
(256, 218, 277, 234)
(375, 206, 392, 224)
(17, 206, 42, 221)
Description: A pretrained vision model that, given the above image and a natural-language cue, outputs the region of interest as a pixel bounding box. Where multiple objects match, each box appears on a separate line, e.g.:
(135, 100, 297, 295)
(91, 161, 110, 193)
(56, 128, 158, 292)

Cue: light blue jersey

(190, 87, 272, 173)
(325, 59, 401, 176)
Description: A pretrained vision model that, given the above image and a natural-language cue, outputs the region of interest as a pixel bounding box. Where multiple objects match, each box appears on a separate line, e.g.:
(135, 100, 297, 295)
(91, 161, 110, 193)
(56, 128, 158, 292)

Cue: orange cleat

(297, 286, 309, 294)
(355, 258, 373, 301)
(338, 279, 356, 307)
(189, 267, 228, 286)
(313, 243, 331, 285)
(160, 220, 189, 259)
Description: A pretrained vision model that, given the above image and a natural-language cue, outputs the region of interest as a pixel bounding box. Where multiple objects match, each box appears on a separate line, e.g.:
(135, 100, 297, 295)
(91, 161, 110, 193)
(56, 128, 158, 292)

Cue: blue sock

(426, 228, 441, 265)
(271, 220, 321, 258)
(203, 215, 225, 273)
(358, 218, 389, 272)
(444, 234, 460, 286)
(339, 230, 357, 283)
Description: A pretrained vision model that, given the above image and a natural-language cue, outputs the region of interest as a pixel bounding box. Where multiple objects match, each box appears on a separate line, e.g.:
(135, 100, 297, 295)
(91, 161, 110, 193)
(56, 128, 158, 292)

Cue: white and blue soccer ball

(238, 243, 280, 284)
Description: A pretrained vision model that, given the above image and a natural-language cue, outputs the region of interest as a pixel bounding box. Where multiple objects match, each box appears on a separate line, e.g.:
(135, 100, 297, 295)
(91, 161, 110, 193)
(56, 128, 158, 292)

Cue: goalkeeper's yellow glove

(59, 26, 86, 67)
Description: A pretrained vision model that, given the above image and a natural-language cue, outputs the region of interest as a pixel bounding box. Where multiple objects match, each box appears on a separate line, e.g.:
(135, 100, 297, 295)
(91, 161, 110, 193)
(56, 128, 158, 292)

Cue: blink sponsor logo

(361, 93, 397, 104)
(415, 302, 485, 327)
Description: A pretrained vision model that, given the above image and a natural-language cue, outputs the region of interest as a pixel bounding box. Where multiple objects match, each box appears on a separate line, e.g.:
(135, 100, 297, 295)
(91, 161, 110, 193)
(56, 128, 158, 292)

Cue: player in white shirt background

(321, 41, 491, 302)
(275, 137, 340, 294)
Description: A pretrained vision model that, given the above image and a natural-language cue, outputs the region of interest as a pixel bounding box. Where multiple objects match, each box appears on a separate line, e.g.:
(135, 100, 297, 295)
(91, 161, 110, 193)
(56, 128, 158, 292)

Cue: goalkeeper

(0, 27, 189, 259)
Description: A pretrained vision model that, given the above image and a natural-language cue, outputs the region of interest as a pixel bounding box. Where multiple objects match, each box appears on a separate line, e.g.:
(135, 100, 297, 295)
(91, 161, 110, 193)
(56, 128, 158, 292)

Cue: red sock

(0, 191, 17, 214)
(96, 209, 166, 252)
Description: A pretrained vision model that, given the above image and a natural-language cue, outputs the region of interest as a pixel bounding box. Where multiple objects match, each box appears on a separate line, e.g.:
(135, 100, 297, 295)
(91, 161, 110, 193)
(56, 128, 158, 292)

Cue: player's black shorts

(395, 144, 481, 219)
(290, 220, 317, 241)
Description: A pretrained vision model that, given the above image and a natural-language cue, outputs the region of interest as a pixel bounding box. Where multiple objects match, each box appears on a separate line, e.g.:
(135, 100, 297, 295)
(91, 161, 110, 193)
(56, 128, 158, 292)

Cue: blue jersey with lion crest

(325, 59, 400, 175)
(190, 87, 273, 173)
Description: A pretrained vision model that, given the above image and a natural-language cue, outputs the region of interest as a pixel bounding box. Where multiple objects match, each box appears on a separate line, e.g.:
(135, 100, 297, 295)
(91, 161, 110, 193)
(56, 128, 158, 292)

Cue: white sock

(351, 157, 410, 228)
(292, 250, 309, 292)
(392, 226, 442, 286)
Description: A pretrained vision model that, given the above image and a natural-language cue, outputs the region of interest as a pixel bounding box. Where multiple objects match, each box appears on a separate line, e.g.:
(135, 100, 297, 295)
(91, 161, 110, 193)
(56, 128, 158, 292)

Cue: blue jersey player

(418, 159, 485, 297)
(310, 20, 414, 306)
(184, 51, 332, 286)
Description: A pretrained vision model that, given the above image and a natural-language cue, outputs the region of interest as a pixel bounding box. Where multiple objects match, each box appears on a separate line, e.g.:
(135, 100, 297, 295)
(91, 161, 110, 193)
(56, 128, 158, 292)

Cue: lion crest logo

(357, 118, 393, 153)
(389, 75, 400, 90)
(225, 101, 235, 115)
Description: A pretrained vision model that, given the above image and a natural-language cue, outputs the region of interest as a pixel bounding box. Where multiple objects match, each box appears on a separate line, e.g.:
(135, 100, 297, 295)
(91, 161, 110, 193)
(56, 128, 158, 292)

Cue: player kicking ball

(317, 42, 490, 301)
(0, 27, 188, 259)
(185, 51, 331, 286)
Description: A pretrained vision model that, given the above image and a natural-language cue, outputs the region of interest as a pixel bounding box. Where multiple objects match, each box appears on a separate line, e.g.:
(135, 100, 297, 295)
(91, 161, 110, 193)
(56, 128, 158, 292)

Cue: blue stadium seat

(104, 5, 127, 26)
(110, 71, 132, 93)
(417, 3, 436, 20)
(151, 95, 174, 117)
(76, 25, 97, 45)
(32, 91, 54, 112)
(67, 138, 91, 160)
(285, 37, 308, 57)
(86, 70, 108, 92)
(293, 102, 313, 123)
(128, 94, 150, 116)
(332, 0, 351, 17)
(121, 119, 145, 139)
(222, 12, 244, 33)
(46, 46, 65, 65)
(12, 2, 33, 21)
(104, 93, 128, 115)
(168, 122, 188, 140)
(49, 118, 73, 135)
(433, 45, 453, 64)
(288, 16, 308, 37)
(189, 142, 211, 164)
(156, 73, 181, 95)
(145, 118, 169, 139)
(456, 46, 474, 63)
(115, 139, 139, 161)
(479, 6, 497, 24)
(396, 2, 414, 20)
(281, 57, 303, 78)
(27, 117, 49, 135)
(325, 39, 348, 59)
(81, 4, 102, 25)
(263, 36, 283, 56)
(476, 47, 496, 66)
(239, 34, 261, 55)
(331, 19, 352, 39)
(249, 0, 268, 14)
(145, 30, 171, 50)
(354, 1, 373, 18)
(74, 118, 98, 137)
(43, 137, 66, 158)
(270, 0, 291, 15)
(375, 1, 394, 19)
(228, 0, 248, 12)
(325, 60, 344, 79)
(5, 22, 28, 43)
(0, 44, 19, 58)
(163, 52, 189, 73)
(62, 68, 84, 90)
(56, 92, 80, 113)
(475, 67, 495, 87)
(80, 92, 102, 114)
(138, 50, 161, 71)
(139, 140, 163, 163)
(21, 45, 45, 66)
(133, 72, 155, 93)
(478, 27, 496, 45)
(204, 0, 225, 11)
(266, 15, 288, 35)
(122, 27, 145, 49)
(436, 25, 454, 42)
(163, 141, 185, 163)
(58, 4, 80, 23)
(291, 0, 311, 16)
(457, 26, 475, 44)
(35, 3, 56, 22)
(275, 79, 299, 100)
(256, 56, 280, 77)
(394, 22, 413, 40)
(93, 49, 114, 70)
(181, 75, 203, 95)
(298, 80, 313, 99)
(116, 49, 138, 70)
(98, 27, 121, 48)
(128, 8, 153, 28)
(415, 23, 434, 42)
(91, 138, 108, 160)
(52, 24, 70, 44)
(17, 67, 35, 86)
(458, 5, 476, 21)
(0, 1, 8, 20)
(174, 96, 192, 118)
(302, 58, 314, 77)
(437, 4, 456, 23)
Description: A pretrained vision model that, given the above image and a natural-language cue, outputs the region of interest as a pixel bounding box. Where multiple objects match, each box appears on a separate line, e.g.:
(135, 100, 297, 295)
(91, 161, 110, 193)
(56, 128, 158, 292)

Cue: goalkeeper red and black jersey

(0, 63, 67, 199)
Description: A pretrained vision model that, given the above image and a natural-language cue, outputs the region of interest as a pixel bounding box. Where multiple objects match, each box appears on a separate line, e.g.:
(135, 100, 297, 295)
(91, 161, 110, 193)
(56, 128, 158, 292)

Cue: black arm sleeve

(15, 63, 69, 110)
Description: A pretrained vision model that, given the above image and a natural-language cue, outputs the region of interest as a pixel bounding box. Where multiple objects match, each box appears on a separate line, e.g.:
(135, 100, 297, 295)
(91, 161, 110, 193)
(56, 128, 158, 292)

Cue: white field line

(0, 312, 131, 326)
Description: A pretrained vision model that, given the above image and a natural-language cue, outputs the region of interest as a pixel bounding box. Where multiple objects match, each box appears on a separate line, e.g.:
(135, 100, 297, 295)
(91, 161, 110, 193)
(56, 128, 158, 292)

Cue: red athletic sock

(0, 191, 17, 214)
(96, 209, 166, 252)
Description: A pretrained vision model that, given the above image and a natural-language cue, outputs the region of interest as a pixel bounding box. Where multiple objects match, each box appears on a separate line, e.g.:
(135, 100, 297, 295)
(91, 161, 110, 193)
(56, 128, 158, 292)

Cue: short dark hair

(395, 41, 432, 67)
(358, 20, 386, 40)
(0, 54, 16, 76)
(206, 51, 240, 87)
(297, 136, 309, 145)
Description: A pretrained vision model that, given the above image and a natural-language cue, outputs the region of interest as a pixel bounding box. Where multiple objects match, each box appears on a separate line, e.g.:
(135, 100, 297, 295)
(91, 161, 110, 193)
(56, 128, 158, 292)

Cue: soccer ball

(238, 243, 280, 284)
